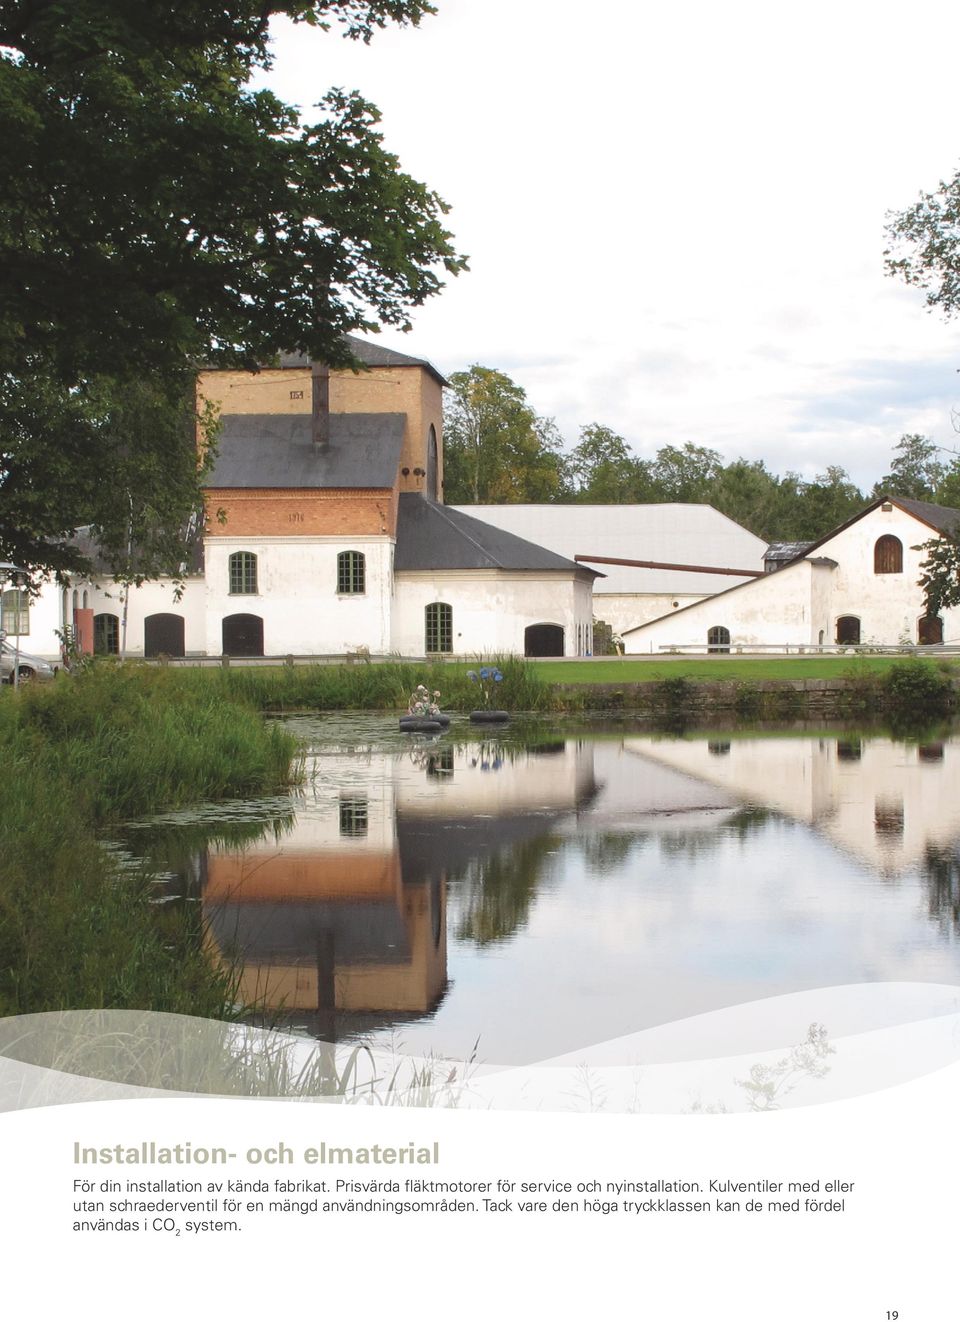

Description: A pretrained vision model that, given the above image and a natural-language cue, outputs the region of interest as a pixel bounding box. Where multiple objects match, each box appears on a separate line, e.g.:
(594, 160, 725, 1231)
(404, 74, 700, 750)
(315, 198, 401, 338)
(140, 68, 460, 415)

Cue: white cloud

(261, 0, 960, 490)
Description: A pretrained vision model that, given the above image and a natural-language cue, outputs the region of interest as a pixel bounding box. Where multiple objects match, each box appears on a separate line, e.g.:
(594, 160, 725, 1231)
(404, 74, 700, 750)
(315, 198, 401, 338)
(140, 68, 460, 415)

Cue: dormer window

(874, 535, 902, 574)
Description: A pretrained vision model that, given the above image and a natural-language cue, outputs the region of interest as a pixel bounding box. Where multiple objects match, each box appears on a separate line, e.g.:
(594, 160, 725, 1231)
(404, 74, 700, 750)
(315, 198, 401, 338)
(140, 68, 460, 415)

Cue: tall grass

(154, 654, 557, 714)
(0, 665, 300, 1019)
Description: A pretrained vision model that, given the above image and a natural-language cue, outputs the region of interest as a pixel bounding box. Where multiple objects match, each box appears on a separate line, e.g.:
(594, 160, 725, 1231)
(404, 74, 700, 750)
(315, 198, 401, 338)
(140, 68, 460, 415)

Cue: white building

(456, 503, 768, 639)
(10, 339, 598, 663)
(621, 496, 960, 653)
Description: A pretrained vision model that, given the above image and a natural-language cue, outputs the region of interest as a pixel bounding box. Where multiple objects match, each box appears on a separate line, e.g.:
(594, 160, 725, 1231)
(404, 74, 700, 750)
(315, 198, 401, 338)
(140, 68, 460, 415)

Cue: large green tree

(0, 0, 464, 578)
(566, 423, 648, 502)
(646, 443, 723, 503)
(886, 177, 960, 606)
(872, 433, 946, 500)
(442, 366, 568, 503)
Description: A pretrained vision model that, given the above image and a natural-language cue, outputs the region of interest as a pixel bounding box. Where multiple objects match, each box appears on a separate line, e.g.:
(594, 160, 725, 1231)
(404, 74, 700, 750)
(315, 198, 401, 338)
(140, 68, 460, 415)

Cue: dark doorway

(707, 626, 730, 653)
(524, 623, 564, 657)
(222, 613, 264, 657)
(918, 614, 943, 645)
(144, 613, 186, 658)
(836, 616, 860, 645)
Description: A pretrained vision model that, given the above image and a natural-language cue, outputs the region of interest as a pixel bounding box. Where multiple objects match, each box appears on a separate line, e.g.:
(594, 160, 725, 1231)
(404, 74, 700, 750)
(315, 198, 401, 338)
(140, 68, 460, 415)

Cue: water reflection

(120, 722, 960, 1064)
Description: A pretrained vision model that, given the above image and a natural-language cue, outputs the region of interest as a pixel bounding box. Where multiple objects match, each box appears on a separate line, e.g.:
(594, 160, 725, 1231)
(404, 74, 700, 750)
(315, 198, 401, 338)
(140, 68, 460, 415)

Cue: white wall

(623, 505, 960, 652)
(623, 560, 820, 653)
(204, 536, 394, 655)
(595, 592, 709, 638)
(82, 577, 207, 656)
(7, 575, 63, 660)
(815, 504, 960, 645)
(393, 570, 593, 657)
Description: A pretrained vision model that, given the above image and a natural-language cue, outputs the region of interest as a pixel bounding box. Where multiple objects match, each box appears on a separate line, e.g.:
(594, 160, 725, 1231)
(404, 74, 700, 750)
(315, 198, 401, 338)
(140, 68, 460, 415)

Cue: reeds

(171, 654, 555, 714)
(0, 665, 300, 1019)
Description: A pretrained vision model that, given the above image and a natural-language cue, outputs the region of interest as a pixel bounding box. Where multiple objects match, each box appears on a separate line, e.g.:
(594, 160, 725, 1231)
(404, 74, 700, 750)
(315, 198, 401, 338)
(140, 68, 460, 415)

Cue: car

(0, 640, 57, 683)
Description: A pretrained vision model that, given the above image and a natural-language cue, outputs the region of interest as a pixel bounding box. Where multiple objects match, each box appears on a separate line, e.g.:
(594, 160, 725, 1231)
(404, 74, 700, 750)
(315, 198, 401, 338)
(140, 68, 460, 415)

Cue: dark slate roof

(796, 494, 960, 560)
(207, 412, 404, 489)
(765, 541, 813, 564)
(278, 335, 447, 386)
(206, 901, 410, 964)
(394, 495, 601, 575)
(889, 496, 960, 536)
(68, 522, 205, 577)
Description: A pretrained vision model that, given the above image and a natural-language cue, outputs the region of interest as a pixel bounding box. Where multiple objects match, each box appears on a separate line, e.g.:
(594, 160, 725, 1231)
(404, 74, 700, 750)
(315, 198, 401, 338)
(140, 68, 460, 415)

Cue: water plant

(465, 665, 504, 709)
(407, 684, 442, 717)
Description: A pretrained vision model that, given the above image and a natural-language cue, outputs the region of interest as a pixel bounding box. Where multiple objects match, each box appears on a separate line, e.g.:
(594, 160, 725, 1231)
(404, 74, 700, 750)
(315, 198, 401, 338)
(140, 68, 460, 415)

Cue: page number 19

(886, 1313, 899, 1319)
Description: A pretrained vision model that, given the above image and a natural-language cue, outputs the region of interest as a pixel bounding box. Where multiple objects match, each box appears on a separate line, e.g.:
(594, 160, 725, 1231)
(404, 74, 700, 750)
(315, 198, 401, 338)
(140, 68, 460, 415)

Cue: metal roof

(395, 495, 599, 575)
(207, 412, 404, 489)
(765, 541, 814, 563)
(454, 504, 767, 592)
(278, 335, 447, 386)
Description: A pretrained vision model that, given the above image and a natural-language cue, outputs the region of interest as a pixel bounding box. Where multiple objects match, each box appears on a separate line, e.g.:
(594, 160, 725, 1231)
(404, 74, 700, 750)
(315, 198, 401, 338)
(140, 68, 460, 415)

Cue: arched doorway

(222, 613, 264, 657)
(836, 616, 860, 645)
(144, 613, 186, 658)
(707, 625, 730, 653)
(918, 614, 943, 645)
(524, 623, 564, 657)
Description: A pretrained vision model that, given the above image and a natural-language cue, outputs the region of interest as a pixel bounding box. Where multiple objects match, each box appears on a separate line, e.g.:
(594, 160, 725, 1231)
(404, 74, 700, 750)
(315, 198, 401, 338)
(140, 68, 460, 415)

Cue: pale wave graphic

(2, 983, 960, 1114)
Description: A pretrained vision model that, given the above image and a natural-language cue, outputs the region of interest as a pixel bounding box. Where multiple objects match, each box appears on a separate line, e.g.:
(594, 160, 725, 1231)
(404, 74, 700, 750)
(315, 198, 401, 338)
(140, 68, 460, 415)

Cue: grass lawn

(527, 655, 960, 685)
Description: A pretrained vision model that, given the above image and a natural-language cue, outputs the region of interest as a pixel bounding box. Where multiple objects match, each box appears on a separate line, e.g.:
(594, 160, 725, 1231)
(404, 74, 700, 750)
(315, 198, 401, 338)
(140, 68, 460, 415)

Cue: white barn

(621, 496, 960, 654)
(455, 503, 768, 639)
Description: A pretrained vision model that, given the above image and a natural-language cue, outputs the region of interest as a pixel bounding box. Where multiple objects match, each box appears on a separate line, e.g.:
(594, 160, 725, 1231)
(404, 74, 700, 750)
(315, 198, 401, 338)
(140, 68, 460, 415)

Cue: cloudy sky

(263, 0, 960, 489)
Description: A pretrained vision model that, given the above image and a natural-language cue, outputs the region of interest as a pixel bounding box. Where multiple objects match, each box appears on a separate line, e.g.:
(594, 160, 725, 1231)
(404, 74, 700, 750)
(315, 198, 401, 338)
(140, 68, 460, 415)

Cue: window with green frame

(94, 613, 119, 655)
(425, 601, 452, 653)
(1, 589, 29, 636)
(337, 550, 366, 594)
(228, 551, 258, 595)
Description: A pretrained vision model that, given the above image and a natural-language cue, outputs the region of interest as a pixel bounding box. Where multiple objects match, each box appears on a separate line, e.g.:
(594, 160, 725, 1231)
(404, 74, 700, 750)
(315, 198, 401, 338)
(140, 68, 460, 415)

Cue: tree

(873, 434, 945, 500)
(706, 458, 782, 539)
(787, 466, 864, 540)
(565, 424, 648, 502)
(885, 171, 960, 320)
(917, 532, 960, 617)
(646, 443, 723, 503)
(442, 367, 568, 503)
(0, 0, 464, 578)
(936, 456, 960, 510)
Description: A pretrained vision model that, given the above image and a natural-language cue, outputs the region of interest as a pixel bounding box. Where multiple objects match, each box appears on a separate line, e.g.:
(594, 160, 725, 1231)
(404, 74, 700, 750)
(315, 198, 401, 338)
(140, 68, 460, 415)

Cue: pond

(116, 716, 960, 1068)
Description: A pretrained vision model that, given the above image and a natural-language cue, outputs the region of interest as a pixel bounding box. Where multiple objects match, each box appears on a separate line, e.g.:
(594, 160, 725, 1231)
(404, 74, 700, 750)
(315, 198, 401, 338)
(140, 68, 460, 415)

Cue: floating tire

(399, 717, 442, 732)
(469, 710, 510, 723)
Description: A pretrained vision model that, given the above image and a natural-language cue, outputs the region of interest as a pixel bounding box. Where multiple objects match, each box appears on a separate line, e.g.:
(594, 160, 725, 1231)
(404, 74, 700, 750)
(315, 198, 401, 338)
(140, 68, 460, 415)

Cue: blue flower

(479, 667, 490, 680)
(466, 670, 478, 681)
(493, 670, 503, 682)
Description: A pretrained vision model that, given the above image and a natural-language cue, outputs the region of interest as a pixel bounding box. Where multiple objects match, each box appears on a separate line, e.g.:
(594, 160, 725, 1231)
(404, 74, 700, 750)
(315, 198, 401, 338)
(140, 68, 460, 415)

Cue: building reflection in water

(624, 734, 960, 877)
(117, 724, 960, 1061)
(201, 738, 598, 1038)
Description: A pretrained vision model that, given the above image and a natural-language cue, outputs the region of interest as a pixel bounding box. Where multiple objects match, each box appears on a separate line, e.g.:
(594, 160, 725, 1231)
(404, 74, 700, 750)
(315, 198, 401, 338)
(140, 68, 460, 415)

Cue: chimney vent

(312, 361, 330, 448)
